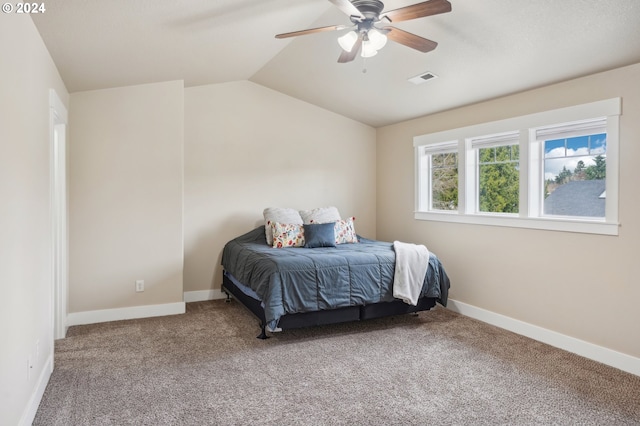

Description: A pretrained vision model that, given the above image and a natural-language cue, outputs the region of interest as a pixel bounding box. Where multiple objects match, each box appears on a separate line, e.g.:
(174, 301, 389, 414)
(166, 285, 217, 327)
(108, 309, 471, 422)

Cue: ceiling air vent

(408, 71, 438, 85)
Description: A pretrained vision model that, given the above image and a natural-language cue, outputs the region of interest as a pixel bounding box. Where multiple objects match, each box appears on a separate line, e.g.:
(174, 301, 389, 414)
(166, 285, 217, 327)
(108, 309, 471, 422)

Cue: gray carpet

(34, 300, 640, 425)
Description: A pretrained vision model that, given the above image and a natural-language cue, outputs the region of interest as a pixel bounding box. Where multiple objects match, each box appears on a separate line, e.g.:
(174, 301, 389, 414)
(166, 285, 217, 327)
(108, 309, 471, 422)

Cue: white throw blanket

(393, 241, 430, 306)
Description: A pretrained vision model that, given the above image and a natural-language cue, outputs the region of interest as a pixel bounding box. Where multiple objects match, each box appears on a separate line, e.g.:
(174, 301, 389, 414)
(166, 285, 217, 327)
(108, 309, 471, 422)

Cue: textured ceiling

(32, 0, 640, 127)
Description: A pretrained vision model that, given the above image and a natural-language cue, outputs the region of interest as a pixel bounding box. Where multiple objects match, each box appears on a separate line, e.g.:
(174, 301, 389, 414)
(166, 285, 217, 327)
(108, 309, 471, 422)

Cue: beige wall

(183, 81, 376, 293)
(377, 62, 640, 358)
(68, 81, 184, 312)
(0, 14, 69, 425)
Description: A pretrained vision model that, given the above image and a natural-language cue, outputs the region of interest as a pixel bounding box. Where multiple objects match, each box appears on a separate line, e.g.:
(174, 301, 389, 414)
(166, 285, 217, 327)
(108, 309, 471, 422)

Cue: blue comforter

(221, 227, 450, 330)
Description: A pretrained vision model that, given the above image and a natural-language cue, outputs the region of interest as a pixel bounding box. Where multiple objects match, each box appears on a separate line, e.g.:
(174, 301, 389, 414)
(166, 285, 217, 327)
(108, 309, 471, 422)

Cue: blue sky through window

(566, 135, 588, 152)
(544, 133, 606, 180)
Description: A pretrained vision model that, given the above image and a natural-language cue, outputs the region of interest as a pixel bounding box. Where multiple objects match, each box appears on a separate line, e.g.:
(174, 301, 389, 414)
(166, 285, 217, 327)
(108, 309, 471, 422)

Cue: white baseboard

(20, 353, 53, 426)
(184, 289, 227, 303)
(447, 299, 640, 377)
(65, 290, 228, 326)
(67, 302, 185, 326)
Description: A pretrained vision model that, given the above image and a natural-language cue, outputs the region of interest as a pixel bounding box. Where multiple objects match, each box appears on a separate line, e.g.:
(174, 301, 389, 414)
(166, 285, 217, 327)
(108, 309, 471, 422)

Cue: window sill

(414, 211, 619, 236)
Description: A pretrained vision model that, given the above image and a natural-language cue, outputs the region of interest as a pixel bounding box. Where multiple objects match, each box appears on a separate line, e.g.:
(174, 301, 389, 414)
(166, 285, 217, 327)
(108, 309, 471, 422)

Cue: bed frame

(221, 272, 437, 339)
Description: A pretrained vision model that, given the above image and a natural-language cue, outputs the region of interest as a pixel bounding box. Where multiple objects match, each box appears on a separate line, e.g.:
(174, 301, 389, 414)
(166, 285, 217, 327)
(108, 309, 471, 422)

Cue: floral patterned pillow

(271, 222, 305, 248)
(334, 217, 358, 244)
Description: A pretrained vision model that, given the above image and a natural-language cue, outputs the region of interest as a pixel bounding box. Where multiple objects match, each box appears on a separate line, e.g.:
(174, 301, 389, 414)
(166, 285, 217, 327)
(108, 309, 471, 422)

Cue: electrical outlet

(135, 279, 144, 292)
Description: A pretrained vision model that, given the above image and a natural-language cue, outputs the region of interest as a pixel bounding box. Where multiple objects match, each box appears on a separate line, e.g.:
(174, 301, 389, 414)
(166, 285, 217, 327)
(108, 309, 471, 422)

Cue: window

(468, 132, 520, 214)
(535, 119, 607, 218)
(414, 98, 620, 235)
(419, 142, 458, 211)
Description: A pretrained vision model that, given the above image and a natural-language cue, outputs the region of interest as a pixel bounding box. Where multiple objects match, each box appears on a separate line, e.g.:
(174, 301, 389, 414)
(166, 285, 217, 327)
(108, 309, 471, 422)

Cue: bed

(221, 225, 450, 339)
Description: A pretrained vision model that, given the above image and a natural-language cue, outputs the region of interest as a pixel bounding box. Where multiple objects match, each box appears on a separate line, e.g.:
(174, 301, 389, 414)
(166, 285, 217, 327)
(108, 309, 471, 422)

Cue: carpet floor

(34, 300, 640, 425)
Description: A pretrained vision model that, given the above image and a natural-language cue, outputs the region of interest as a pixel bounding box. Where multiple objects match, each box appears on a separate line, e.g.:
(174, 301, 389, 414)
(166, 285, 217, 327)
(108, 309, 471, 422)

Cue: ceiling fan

(275, 0, 452, 63)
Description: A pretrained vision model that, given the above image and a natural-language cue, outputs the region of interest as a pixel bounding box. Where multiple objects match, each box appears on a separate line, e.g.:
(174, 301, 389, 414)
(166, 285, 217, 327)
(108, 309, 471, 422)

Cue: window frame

(418, 141, 459, 212)
(467, 131, 521, 215)
(530, 119, 609, 221)
(414, 98, 620, 235)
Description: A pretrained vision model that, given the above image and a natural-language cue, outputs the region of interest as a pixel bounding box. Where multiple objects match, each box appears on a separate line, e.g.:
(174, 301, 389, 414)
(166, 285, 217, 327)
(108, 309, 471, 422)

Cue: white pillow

(263, 207, 303, 246)
(299, 206, 341, 224)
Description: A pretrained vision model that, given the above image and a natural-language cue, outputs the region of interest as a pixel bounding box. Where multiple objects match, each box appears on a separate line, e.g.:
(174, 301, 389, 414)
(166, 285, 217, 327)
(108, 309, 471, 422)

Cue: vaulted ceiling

(32, 0, 640, 127)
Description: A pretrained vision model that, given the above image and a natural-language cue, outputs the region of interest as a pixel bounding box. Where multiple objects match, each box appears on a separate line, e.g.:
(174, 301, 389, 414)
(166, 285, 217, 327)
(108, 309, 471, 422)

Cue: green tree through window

(431, 152, 458, 210)
(478, 144, 519, 213)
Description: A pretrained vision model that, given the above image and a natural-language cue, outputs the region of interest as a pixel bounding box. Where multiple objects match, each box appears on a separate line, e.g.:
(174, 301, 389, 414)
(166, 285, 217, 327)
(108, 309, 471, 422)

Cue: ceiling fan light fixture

(361, 40, 379, 58)
(338, 31, 358, 52)
(367, 28, 387, 51)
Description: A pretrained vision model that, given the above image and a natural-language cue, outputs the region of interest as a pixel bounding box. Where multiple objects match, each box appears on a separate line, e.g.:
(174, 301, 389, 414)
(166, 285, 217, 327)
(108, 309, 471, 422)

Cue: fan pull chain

(362, 57, 367, 74)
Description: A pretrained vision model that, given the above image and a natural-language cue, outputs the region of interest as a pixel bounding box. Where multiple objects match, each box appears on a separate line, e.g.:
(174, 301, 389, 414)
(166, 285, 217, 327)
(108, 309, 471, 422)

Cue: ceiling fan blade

(338, 34, 363, 63)
(329, 0, 365, 19)
(383, 27, 438, 52)
(382, 0, 451, 23)
(275, 24, 348, 39)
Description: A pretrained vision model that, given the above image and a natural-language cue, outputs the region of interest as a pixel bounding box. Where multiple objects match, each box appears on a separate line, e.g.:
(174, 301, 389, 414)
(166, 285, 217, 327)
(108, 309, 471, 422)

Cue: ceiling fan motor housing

(350, 0, 385, 20)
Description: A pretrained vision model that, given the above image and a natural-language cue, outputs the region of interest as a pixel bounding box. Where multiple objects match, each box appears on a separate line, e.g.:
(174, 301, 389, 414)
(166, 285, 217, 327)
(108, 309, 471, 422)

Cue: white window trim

(413, 98, 621, 236)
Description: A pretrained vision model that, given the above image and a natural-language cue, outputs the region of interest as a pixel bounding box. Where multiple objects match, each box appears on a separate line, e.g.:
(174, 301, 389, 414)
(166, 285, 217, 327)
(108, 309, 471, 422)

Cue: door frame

(50, 89, 68, 341)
